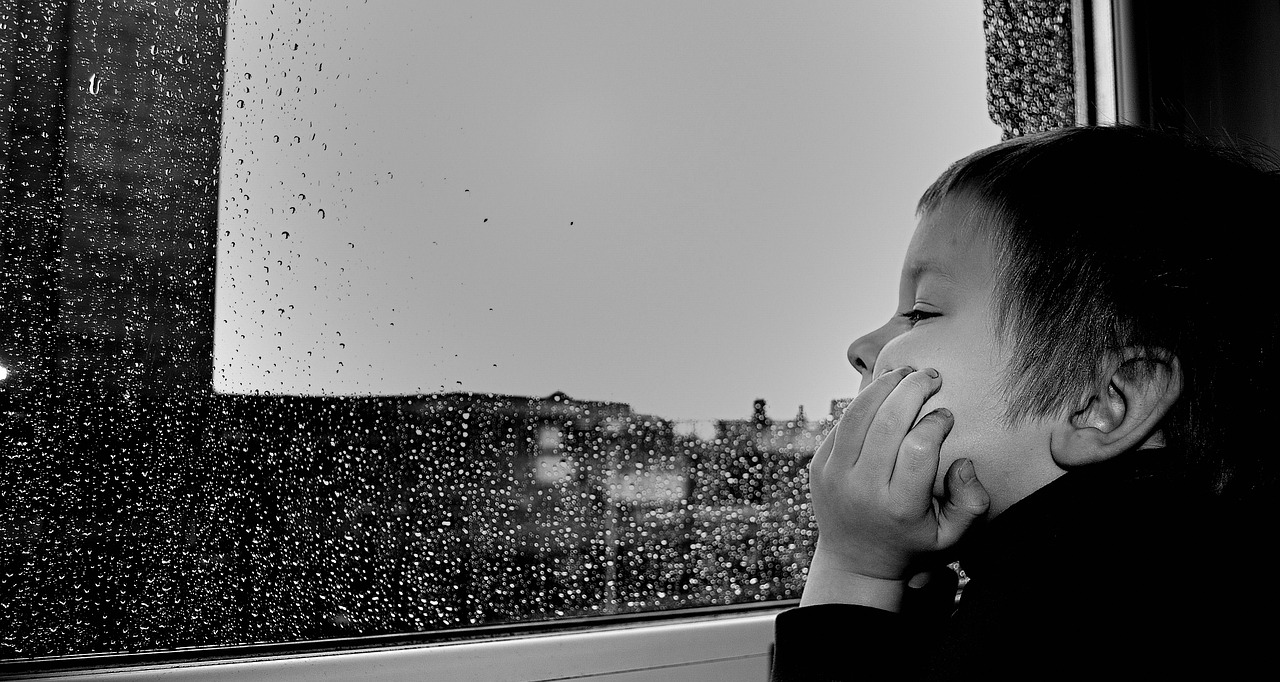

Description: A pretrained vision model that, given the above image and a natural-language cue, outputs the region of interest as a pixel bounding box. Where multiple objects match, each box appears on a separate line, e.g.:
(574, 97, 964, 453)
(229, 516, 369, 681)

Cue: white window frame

(3, 608, 782, 682)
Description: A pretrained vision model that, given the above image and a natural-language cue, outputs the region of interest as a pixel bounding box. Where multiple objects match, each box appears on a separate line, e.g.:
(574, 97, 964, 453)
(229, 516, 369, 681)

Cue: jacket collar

(955, 447, 1205, 579)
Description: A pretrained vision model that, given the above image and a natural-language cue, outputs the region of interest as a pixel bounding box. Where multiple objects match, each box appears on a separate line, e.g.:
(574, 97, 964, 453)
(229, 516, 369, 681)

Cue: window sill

(5, 606, 785, 682)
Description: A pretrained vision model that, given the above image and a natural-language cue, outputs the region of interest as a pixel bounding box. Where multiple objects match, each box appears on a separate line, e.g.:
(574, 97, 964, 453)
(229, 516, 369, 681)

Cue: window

(1, 0, 1003, 670)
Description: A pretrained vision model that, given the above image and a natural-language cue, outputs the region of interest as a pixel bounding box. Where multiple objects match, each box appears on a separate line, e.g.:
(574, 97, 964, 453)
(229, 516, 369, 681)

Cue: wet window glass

(1, 0, 1000, 659)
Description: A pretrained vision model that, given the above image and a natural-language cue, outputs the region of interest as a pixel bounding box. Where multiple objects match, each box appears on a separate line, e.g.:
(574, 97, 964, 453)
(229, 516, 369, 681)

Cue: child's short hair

(918, 125, 1280, 497)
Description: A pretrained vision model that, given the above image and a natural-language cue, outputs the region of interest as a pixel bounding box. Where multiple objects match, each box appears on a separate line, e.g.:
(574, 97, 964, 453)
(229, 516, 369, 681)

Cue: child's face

(847, 196, 1064, 517)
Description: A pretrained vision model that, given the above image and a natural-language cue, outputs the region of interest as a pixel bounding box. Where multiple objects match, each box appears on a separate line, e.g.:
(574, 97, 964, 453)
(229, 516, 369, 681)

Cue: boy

(772, 125, 1279, 680)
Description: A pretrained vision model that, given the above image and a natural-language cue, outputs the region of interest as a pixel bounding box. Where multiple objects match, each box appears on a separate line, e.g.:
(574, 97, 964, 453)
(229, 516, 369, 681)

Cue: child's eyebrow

(903, 259, 954, 286)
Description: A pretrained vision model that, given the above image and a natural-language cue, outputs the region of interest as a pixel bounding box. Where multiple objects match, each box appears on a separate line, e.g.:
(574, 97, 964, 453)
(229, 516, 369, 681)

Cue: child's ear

(1050, 349, 1183, 467)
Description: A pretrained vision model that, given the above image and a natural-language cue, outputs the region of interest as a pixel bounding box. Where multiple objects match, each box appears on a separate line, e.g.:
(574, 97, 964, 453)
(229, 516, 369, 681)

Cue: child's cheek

(919, 383, 991, 498)
(917, 391, 957, 497)
(921, 396, 962, 496)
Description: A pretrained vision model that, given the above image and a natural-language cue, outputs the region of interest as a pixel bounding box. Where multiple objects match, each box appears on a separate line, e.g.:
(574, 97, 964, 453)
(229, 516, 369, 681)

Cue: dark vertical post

(1, 0, 229, 656)
(0, 0, 75, 659)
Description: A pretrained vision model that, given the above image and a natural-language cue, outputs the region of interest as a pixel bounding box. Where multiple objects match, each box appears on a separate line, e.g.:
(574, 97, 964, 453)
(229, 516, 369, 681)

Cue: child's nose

(847, 321, 898, 385)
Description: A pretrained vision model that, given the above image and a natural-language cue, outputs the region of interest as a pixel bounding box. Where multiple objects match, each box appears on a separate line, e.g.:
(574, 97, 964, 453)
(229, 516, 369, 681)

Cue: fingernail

(935, 407, 952, 420)
(958, 459, 975, 483)
(924, 367, 939, 379)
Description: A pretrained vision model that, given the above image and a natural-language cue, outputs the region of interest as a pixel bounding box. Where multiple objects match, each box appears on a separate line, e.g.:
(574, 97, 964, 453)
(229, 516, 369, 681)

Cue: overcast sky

(214, 0, 1001, 422)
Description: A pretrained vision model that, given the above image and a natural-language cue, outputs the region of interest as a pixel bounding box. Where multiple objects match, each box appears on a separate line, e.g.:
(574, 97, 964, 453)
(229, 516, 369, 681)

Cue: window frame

(0, 603, 785, 681)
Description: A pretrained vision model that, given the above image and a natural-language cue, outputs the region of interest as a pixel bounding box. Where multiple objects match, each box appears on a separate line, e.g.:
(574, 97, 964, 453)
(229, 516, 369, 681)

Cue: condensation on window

(0, 0, 1009, 660)
(191, 393, 819, 639)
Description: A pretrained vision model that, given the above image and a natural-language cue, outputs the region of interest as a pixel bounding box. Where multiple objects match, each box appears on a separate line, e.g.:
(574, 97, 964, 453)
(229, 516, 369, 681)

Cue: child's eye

(899, 309, 940, 326)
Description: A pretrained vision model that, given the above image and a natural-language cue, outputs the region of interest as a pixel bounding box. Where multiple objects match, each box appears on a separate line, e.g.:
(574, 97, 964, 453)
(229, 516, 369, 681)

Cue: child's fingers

(887, 407, 952, 508)
(856, 369, 942, 484)
(808, 426, 837, 475)
(823, 366, 914, 470)
(936, 458, 990, 549)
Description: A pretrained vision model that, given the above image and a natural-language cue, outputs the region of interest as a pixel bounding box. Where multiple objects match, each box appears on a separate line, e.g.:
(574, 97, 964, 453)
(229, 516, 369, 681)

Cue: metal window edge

(2, 605, 789, 681)
(1073, 0, 1120, 126)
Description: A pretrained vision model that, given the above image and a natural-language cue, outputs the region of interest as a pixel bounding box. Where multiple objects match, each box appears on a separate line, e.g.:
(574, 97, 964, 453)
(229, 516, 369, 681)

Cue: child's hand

(800, 366, 989, 611)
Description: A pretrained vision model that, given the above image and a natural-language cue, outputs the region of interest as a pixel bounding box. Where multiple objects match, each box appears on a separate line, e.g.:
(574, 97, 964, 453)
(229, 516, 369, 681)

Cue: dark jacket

(771, 449, 1270, 680)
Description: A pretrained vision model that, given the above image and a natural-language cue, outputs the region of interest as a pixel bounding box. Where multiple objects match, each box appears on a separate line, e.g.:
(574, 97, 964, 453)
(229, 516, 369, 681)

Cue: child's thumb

(936, 458, 990, 549)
